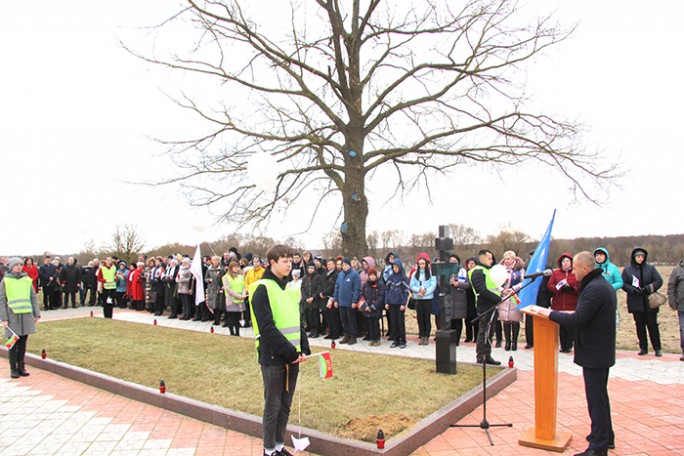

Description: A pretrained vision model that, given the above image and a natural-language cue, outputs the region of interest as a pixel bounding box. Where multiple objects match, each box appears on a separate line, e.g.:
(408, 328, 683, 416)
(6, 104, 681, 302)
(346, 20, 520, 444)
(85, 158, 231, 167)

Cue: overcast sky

(1, 1, 682, 256)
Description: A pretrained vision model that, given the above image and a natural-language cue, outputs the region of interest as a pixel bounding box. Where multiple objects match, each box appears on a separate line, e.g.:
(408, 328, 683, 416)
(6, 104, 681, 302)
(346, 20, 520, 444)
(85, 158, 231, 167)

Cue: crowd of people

(1, 245, 683, 362)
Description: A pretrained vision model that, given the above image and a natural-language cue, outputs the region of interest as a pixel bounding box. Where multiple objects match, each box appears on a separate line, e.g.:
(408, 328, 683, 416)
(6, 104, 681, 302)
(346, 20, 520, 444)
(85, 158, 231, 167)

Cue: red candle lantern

(159, 380, 166, 394)
(41, 348, 47, 359)
(90, 310, 93, 317)
(331, 340, 336, 349)
(508, 356, 514, 368)
(210, 325, 215, 334)
(153, 319, 157, 326)
(376, 429, 386, 449)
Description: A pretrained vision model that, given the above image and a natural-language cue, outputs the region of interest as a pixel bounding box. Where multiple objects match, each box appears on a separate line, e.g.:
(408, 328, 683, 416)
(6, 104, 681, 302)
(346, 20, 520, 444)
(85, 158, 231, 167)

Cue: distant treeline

(22, 230, 684, 270)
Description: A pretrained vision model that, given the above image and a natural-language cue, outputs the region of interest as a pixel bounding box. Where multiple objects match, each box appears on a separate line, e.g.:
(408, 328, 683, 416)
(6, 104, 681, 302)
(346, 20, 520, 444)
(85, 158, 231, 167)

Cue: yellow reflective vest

(4, 276, 34, 314)
(249, 278, 301, 352)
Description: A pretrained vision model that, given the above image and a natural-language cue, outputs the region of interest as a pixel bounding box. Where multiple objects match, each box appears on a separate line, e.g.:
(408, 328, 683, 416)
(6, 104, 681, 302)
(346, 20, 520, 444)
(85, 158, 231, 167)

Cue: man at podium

(534, 251, 616, 456)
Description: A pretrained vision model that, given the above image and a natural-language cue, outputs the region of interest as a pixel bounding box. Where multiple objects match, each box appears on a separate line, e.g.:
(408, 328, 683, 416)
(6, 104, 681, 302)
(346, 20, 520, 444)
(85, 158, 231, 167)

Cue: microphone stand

(449, 275, 540, 445)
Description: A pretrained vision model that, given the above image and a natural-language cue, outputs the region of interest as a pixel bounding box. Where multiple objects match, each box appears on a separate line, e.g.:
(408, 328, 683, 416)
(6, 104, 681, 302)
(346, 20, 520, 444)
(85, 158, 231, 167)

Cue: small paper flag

(510, 293, 521, 306)
(318, 351, 333, 379)
(4, 334, 19, 350)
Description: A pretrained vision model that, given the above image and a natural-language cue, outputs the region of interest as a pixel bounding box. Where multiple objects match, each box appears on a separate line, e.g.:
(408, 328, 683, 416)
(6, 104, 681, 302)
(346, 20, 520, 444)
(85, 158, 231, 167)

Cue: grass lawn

(27, 318, 494, 442)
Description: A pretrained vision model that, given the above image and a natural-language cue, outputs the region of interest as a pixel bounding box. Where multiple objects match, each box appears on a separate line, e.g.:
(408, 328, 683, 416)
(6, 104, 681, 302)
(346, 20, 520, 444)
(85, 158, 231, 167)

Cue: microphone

(525, 269, 553, 280)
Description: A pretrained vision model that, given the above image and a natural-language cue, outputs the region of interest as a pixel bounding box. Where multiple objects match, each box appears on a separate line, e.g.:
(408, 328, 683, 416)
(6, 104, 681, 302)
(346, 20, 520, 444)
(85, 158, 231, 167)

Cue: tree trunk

(341, 122, 367, 257)
(341, 166, 368, 258)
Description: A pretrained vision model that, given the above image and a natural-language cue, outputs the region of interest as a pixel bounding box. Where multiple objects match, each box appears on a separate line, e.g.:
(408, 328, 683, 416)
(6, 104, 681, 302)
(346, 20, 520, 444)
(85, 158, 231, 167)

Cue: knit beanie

(6, 257, 22, 271)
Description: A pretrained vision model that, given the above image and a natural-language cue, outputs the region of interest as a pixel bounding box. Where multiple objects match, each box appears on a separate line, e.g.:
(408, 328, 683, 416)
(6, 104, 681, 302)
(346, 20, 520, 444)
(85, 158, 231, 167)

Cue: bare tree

(486, 228, 530, 259)
(366, 230, 379, 258)
(108, 224, 146, 265)
(449, 224, 482, 248)
(136, 0, 616, 256)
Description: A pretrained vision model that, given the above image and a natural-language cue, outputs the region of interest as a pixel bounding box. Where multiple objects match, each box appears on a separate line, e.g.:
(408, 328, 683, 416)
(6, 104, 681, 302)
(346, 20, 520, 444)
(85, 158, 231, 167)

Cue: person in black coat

(621, 247, 664, 356)
(319, 258, 340, 340)
(38, 256, 57, 310)
(538, 251, 616, 456)
(300, 263, 323, 338)
(60, 257, 82, 308)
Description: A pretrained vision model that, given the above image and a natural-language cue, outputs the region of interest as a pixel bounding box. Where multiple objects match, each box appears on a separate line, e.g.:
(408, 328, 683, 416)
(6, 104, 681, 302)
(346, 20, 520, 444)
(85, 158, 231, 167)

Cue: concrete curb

(1, 349, 516, 455)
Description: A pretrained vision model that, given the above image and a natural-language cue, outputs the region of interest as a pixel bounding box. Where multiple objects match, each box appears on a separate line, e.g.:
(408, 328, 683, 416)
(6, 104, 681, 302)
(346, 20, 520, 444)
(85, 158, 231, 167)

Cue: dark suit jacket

(549, 268, 616, 369)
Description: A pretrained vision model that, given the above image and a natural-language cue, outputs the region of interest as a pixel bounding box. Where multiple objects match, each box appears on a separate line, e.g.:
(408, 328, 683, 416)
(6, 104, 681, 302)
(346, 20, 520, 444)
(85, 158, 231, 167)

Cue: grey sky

(2, 1, 681, 255)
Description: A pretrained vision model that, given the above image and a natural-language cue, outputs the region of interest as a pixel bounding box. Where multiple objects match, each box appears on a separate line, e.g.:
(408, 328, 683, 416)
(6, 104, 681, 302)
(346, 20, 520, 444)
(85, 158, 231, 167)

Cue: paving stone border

(2, 350, 516, 455)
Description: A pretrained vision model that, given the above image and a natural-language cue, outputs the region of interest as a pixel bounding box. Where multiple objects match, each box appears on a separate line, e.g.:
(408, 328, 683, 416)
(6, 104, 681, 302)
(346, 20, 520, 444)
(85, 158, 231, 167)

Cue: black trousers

(388, 305, 406, 344)
(560, 326, 574, 351)
(367, 316, 380, 341)
(8, 335, 28, 367)
(450, 318, 463, 344)
(306, 305, 321, 336)
(41, 286, 53, 310)
(260, 363, 299, 450)
(63, 291, 77, 308)
(323, 305, 341, 339)
(583, 367, 614, 451)
(476, 306, 497, 361)
(465, 315, 479, 342)
(102, 289, 116, 318)
(633, 312, 661, 351)
(525, 313, 534, 346)
(415, 299, 432, 338)
(224, 311, 241, 335)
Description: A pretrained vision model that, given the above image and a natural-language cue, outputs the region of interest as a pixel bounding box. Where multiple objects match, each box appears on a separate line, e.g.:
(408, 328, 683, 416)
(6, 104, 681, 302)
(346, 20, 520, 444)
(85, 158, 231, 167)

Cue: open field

(27, 318, 492, 443)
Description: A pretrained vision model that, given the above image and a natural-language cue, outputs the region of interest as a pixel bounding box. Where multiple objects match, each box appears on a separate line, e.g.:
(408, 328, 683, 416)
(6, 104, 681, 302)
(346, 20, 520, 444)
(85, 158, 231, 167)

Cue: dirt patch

(335, 413, 416, 442)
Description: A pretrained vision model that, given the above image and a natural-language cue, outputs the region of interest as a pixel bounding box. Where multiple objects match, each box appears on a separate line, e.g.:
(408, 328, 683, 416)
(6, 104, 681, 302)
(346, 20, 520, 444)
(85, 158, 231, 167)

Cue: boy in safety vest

(249, 245, 310, 456)
(0, 257, 41, 378)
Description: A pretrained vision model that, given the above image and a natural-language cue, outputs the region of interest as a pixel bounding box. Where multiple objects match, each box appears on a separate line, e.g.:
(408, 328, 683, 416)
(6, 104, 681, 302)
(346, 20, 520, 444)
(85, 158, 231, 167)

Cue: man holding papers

(532, 251, 616, 456)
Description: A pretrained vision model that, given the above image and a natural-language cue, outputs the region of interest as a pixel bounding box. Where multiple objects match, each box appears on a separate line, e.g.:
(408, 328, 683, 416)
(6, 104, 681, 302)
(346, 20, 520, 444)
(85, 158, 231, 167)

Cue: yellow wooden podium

(518, 307, 572, 452)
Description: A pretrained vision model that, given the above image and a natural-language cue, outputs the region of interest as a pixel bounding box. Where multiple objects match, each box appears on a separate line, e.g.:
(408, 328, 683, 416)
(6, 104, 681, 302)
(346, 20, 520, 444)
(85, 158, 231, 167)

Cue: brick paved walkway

(0, 307, 682, 455)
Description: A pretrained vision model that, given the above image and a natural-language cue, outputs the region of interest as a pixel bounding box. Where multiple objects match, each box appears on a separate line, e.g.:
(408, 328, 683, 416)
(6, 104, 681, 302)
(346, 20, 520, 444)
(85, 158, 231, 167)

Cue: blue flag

(517, 210, 556, 309)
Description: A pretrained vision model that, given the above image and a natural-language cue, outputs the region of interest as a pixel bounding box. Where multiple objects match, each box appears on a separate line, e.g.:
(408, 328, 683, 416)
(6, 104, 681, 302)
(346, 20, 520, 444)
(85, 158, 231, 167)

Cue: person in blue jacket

(385, 258, 410, 348)
(594, 247, 624, 328)
(333, 257, 361, 345)
(410, 252, 437, 345)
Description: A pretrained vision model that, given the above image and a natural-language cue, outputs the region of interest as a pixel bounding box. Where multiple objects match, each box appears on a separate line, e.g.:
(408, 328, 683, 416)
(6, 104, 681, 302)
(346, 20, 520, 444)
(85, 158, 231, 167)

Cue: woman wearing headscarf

(498, 251, 525, 351)
(222, 260, 246, 335)
(205, 255, 225, 326)
(0, 257, 41, 378)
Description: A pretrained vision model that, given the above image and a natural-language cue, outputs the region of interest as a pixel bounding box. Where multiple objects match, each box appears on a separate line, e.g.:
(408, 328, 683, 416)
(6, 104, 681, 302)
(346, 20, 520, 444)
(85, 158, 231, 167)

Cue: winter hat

(342, 257, 352, 266)
(416, 252, 431, 264)
(367, 267, 378, 277)
(6, 257, 22, 270)
(633, 248, 647, 257)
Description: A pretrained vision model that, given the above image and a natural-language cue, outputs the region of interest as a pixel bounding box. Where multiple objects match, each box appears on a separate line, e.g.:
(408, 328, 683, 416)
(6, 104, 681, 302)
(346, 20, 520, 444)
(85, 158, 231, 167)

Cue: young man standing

(468, 249, 501, 365)
(249, 245, 310, 456)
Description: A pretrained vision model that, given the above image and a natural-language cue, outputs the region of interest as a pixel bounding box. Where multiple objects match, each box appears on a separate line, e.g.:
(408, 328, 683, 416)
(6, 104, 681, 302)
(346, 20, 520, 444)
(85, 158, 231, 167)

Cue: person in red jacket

(547, 253, 579, 353)
(22, 258, 39, 293)
(129, 262, 145, 311)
